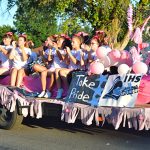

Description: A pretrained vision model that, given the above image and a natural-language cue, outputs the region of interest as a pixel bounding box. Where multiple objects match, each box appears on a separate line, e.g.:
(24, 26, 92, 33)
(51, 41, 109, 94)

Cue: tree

(1, 0, 150, 49)
(35, 0, 150, 49)
(13, 0, 59, 47)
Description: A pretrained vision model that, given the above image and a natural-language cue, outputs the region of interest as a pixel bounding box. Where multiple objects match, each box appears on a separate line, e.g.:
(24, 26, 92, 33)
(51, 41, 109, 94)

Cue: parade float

(0, 5, 150, 131)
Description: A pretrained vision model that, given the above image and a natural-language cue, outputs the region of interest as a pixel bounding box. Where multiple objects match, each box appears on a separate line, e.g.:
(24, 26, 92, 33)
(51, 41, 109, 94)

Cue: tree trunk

(113, 30, 130, 50)
(106, 18, 130, 50)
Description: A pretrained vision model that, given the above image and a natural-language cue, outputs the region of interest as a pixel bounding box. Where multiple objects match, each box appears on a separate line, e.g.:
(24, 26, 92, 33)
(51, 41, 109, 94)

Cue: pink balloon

(108, 50, 121, 61)
(120, 50, 128, 60)
(108, 50, 120, 66)
(132, 62, 148, 74)
(89, 61, 104, 74)
(96, 46, 108, 59)
(101, 56, 111, 67)
(120, 50, 133, 66)
(126, 58, 133, 67)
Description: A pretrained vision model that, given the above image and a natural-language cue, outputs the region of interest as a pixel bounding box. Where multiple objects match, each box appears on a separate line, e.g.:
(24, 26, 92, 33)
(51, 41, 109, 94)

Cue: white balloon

(118, 64, 130, 75)
(96, 46, 108, 60)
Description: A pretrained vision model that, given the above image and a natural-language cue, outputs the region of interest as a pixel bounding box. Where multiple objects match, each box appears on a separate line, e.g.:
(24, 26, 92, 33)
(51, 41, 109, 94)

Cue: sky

(0, 0, 17, 26)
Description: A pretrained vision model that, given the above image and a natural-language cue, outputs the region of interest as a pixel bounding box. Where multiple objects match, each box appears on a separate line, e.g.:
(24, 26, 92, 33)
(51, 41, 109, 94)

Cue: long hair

(60, 36, 72, 50)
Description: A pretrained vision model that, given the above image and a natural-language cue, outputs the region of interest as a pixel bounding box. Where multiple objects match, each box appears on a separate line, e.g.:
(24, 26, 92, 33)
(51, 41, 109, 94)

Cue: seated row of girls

(57, 32, 110, 99)
(0, 31, 110, 99)
(0, 32, 84, 99)
(26, 32, 108, 99)
(35, 32, 107, 99)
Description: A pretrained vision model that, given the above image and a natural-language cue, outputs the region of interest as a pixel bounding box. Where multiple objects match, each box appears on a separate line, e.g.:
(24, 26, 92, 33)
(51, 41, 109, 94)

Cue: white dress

(11, 47, 32, 69)
(45, 48, 68, 72)
(0, 45, 13, 69)
(68, 49, 82, 70)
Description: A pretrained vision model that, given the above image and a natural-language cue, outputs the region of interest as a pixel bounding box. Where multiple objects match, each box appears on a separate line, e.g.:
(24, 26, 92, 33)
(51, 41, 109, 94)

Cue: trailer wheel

(0, 105, 23, 130)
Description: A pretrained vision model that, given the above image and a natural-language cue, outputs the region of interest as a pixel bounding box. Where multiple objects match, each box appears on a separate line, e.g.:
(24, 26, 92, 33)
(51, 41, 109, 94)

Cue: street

(0, 117, 149, 150)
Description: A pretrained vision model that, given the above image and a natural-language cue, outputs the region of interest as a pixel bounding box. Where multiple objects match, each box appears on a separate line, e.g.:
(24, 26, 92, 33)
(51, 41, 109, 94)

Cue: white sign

(98, 74, 143, 107)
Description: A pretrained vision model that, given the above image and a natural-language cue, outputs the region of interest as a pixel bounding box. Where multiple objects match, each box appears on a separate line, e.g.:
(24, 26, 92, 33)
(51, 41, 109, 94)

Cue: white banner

(98, 74, 143, 107)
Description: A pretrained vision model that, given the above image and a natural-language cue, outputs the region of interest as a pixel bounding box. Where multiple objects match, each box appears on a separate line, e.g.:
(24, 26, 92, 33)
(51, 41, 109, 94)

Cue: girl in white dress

(9, 34, 32, 87)
(53, 35, 72, 98)
(58, 35, 85, 98)
(88, 36, 100, 64)
(0, 32, 14, 75)
(32, 36, 57, 98)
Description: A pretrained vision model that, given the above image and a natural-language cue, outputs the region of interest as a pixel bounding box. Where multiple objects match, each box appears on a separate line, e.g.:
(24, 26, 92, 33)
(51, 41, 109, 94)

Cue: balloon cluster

(89, 46, 148, 75)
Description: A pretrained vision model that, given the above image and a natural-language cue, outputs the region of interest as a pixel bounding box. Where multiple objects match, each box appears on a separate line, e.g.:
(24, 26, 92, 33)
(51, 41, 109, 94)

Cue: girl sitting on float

(84, 32, 110, 69)
(30, 35, 56, 98)
(0, 32, 14, 76)
(87, 36, 100, 64)
(9, 34, 32, 87)
(58, 35, 85, 98)
(53, 34, 72, 99)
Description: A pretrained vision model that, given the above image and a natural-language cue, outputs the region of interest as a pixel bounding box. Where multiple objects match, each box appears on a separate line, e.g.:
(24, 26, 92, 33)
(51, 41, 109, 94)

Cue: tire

(0, 105, 23, 130)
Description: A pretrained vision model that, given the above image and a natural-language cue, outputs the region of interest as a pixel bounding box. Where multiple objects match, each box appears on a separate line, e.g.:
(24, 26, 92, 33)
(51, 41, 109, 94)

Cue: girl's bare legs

(33, 64, 47, 73)
(32, 64, 47, 91)
(10, 68, 18, 86)
(33, 64, 48, 97)
(41, 70, 48, 91)
(59, 68, 71, 89)
(16, 68, 26, 87)
(55, 68, 62, 89)
(41, 70, 54, 98)
(47, 71, 54, 92)
(55, 68, 64, 98)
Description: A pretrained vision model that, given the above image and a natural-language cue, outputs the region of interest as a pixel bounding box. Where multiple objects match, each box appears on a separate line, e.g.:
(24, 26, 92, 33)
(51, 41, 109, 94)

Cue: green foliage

(13, 0, 58, 47)
(1, 0, 150, 48)
(35, 0, 131, 47)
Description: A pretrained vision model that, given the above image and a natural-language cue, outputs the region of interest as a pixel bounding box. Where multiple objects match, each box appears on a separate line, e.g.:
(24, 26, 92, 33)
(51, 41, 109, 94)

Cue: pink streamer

(130, 46, 142, 63)
(131, 16, 150, 46)
(127, 4, 133, 37)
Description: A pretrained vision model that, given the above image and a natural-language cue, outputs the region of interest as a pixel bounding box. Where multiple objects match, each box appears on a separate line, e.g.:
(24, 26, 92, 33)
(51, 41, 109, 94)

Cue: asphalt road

(0, 117, 149, 150)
